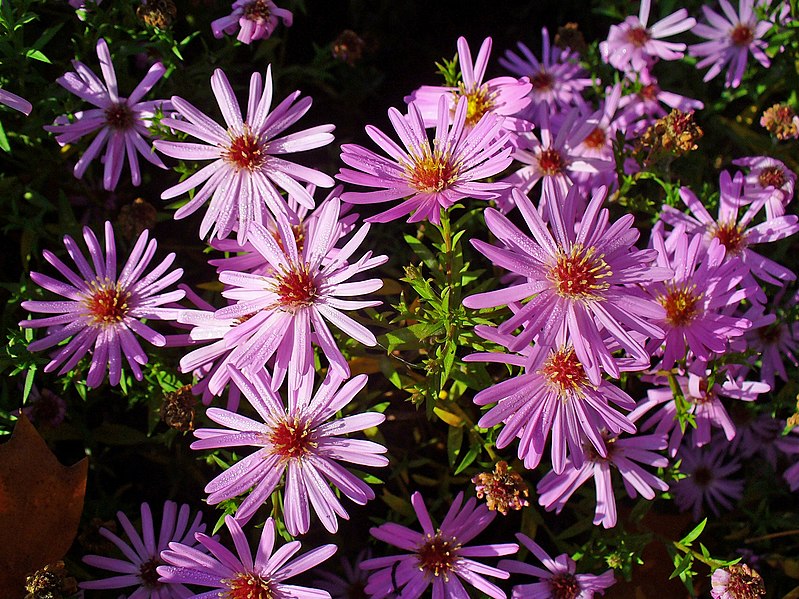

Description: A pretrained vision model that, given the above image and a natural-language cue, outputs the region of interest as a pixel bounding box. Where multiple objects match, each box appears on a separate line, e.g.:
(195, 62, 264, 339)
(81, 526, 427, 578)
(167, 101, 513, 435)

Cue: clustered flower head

(760, 102, 799, 140)
(211, 0, 293, 45)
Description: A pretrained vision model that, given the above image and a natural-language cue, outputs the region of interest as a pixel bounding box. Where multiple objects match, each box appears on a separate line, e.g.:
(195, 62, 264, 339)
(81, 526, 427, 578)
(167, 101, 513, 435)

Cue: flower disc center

(269, 417, 315, 461)
(538, 148, 566, 176)
(659, 284, 703, 327)
(626, 26, 650, 47)
(84, 280, 131, 326)
(243, 0, 271, 21)
(416, 533, 460, 578)
(730, 24, 754, 46)
(758, 166, 787, 189)
(105, 103, 135, 130)
(410, 150, 457, 193)
(222, 573, 275, 599)
(550, 572, 582, 599)
(583, 127, 607, 149)
(274, 265, 318, 310)
(713, 221, 747, 256)
(225, 129, 267, 171)
(530, 70, 554, 91)
(540, 347, 589, 396)
(457, 84, 494, 127)
(549, 244, 611, 301)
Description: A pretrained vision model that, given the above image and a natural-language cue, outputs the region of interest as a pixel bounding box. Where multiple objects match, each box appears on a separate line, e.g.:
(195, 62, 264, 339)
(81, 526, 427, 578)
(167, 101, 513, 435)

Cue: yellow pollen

(455, 84, 495, 127)
(658, 284, 703, 327)
(713, 221, 747, 256)
(416, 532, 461, 580)
(224, 126, 267, 171)
(407, 146, 458, 193)
(548, 244, 612, 301)
(220, 572, 275, 599)
(539, 347, 590, 397)
(83, 279, 131, 327)
(268, 417, 316, 463)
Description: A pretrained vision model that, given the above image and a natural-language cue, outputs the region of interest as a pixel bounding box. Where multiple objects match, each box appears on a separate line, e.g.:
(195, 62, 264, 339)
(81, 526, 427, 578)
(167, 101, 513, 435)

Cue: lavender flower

(213, 198, 386, 390)
(338, 95, 513, 225)
(600, 0, 696, 72)
(644, 228, 751, 369)
(211, 0, 293, 44)
(20, 222, 184, 388)
(405, 36, 532, 132)
(464, 187, 669, 385)
(689, 0, 773, 88)
(732, 156, 796, 220)
(661, 171, 799, 291)
(0, 88, 32, 115)
(537, 433, 669, 529)
(672, 442, 744, 520)
(81, 501, 206, 598)
(44, 38, 169, 190)
(155, 67, 335, 243)
(361, 491, 518, 599)
(617, 71, 704, 136)
(500, 27, 592, 114)
(499, 534, 616, 598)
(158, 515, 336, 598)
(192, 368, 388, 534)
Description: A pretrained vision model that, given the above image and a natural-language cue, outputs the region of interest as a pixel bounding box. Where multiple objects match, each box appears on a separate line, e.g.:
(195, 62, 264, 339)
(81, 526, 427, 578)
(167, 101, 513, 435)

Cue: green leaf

(669, 552, 694, 580)
(679, 518, 707, 546)
(453, 443, 480, 475)
(24, 48, 49, 63)
(447, 424, 464, 466)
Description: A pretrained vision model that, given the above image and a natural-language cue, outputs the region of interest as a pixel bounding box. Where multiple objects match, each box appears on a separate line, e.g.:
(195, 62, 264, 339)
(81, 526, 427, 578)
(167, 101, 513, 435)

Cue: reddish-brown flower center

(416, 533, 460, 578)
(757, 323, 783, 345)
(640, 83, 659, 102)
(626, 26, 650, 47)
(409, 149, 458, 193)
(724, 564, 766, 598)
(273, 264, 318, 311)
(225, 129, 267, 171)
(138, 556, 162, 589)
(693, 379, 715, 405)
(758, 166, 787, 189)
(550, 572, 582, 599)
(713, 221, 747, 256)
(84, 280, 131, 327)
(583, 127, 607, 149)
(549, 244, 612, 301)
(243, 0, 270, 20)
(538, 148, 567, 176)
(730, 24, 754, 46)
(531, 70, 554, 91)
(658, 284, 702, 327)
(105, 103, 135, 130)
(221, 573, 275, 599)
(269, 417, 315, 462)
(540, 347, 589, 396)
(456, 84, 495, 127)
(693, 466, 712, 487)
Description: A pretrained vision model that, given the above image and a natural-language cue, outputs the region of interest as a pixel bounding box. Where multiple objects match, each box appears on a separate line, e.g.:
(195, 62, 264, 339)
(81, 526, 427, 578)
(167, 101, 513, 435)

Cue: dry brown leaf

(0, 414, 87, 597)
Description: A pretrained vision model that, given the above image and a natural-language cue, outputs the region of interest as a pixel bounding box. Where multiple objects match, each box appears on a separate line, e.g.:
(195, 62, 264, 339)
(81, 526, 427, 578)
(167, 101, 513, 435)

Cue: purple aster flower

(732, 156, 796, 220)
(337, 95, 513, 225)
(600, 0, 696, 72)
(468, 337, 637, 474)
(158, 515, 336, 598)
(155, 67, 335, 243)
(644, 228, 751, 369)
(662, 171, 799, 294)
(213, 198, 385, 390)
(0, 88, 32, 115)
(464, 187, 669, 385)
(361, 491, 518, 599)
(211, 0, 293, 44)
(192, 368, 388, 534)
(500, 27, 592, 114)
(500, 107, 611, 212)
(405, 36, 532, 132)
(572, 84, 624, 193)
(672, 442, 744, 520)
(19, 385, 66, 428)
(630, 366, 769, 457)
(777, 427, 799, 491)
(81, 501, 207, 598)
(689, 0, 773, 88)
(45, 38, 169, 191)
(740, 289, 799, 387)
(537, 433, 669, 529)
(20, 222, 184, 388)
(729, 412, 786, 465)
(499, 534, 616, 598)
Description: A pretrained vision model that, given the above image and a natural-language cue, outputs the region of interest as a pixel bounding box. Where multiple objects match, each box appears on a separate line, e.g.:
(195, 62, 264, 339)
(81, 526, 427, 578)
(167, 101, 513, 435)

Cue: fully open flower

(81, 501, 207, 598)
(405, 36, 532, 132)
(361, 491, 518, 599)
(537, 433, 669, 529)
(211, 0, 293, 44)
(20, 222, 184, 388)
(689, 0, 773, 88)
(192, 368, 388, 534)
(500, 534, 616, 598)
(213, 197, 385, 390)
(45, 38, 169, 190)
(155, 67, 335, 243)
(600, 0, 696, 72)
(337, 95, 513, 225)
(464, 187, 669, 384)
(158, 515, 336, 598)
(672, 442, 744, 520)
(732, 156, 796, 220)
